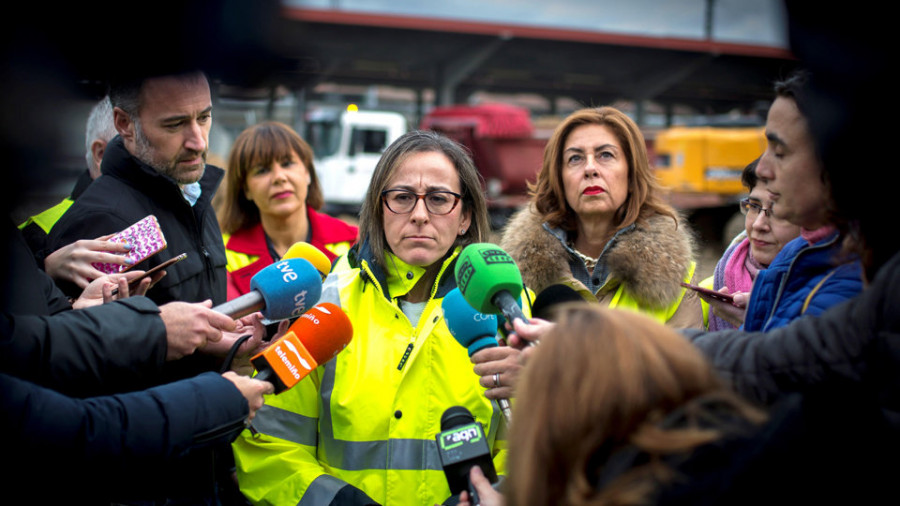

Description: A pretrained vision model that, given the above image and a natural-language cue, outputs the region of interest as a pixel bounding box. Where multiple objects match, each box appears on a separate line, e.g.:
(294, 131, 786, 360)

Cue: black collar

(99, 135, 223, 206)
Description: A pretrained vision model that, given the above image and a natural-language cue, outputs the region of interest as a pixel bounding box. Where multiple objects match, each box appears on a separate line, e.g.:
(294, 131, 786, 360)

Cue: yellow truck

(651, 125, 766, 246)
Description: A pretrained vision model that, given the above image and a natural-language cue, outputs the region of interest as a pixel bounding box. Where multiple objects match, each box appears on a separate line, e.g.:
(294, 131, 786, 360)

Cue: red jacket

(223, 206, 358, 299)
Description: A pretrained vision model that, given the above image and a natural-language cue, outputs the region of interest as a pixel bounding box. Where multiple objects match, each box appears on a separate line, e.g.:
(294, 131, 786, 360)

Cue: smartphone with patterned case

(91, 215, 167, 274)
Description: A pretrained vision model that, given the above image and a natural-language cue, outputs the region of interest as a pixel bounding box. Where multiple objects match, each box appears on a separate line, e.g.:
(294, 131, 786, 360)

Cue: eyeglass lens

(740, 199, 772, 218)
(383, 190, 459, 214)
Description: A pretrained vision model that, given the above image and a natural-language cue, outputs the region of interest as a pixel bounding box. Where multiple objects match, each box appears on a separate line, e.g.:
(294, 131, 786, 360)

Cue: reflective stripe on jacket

(559, 259, 699, 327)
(603, 260, 698, 324)
(233, 245, 508, 505)
(18, 197, 74, 234)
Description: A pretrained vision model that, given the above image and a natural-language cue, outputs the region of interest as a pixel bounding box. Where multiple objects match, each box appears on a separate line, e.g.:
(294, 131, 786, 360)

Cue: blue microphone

(442, 288, 511, 422)
(213, 258, 323, 321)
(443, 288, 499, 355)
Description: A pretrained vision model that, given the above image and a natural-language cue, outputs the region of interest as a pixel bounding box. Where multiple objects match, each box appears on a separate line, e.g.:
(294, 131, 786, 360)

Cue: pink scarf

(801, 225, 837, 245)
(723, 238, 763, 295)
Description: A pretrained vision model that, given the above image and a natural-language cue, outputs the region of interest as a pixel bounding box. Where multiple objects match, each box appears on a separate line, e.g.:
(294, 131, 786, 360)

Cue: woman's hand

(44, 235, 132, 288)
(504, 318, 555, 366)
(222, 371, 274, 421)
(71, 270, 156, 309)
(472, 346, 521, 400)
(457, 466, 504, 506)
(506, 317, 554, 349)
(202, 312, 269, 375)
(270, 318, 292, 342)
(702, 289, 749, 328)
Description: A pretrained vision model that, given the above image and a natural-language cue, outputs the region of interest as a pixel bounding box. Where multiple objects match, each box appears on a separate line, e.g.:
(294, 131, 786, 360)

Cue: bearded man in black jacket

(42, 70, 266, 504)
(49, 71, 227, 308)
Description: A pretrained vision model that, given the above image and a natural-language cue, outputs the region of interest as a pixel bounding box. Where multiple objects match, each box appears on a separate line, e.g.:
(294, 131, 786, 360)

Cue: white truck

(305, 108, 408, 214)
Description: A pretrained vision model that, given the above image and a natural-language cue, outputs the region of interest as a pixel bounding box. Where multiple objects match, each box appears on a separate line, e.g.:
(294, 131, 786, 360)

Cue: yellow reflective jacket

(233, 244, 509, 505)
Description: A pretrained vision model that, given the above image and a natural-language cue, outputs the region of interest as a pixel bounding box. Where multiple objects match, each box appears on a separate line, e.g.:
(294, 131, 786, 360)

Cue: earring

(459, 228, 467, 235)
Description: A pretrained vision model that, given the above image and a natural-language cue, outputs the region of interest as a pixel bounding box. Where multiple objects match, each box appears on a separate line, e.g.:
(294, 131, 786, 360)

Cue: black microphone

(436, 406, 498, 505)
(531, 284, 586, 321)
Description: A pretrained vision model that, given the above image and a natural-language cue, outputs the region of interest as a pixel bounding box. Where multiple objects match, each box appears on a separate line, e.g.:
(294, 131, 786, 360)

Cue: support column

(435, 34, 511, 106)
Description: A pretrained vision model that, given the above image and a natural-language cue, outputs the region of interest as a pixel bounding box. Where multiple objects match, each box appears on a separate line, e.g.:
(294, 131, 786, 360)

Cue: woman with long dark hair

(218, 122, 357, 298)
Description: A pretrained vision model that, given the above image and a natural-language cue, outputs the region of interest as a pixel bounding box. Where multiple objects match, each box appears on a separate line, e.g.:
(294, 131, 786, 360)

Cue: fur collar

(500, 204, 695, 308)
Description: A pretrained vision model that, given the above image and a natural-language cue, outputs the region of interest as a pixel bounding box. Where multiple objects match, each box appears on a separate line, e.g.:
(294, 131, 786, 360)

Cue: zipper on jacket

(397, 343, 414, 370)
(362, 254, 457, 371)
(398, 255, 456, 371)
(360, 260, 412, 370)
(187, 188, 220, 294)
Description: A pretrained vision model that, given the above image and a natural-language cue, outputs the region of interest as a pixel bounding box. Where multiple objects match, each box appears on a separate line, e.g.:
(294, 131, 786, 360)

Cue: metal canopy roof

(264, 7, 799, 114)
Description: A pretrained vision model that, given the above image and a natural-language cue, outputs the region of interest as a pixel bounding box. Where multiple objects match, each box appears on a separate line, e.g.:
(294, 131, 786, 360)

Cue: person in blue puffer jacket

(736, 71, 863, 332)
(741, 228, 862, 332)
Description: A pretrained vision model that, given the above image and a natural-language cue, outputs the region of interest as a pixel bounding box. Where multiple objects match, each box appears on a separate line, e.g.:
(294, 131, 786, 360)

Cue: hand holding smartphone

(680, 282, 735, 304)
(111, 253, 187, 296)
(91, 215, 167, 275)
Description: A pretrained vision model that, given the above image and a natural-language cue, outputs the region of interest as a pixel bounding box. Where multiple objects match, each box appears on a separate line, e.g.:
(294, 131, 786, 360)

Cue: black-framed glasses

(739, 198, 774, 218)
(381, 189, 462, 215)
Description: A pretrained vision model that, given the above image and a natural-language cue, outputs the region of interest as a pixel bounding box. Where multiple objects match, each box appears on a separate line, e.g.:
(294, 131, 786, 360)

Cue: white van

(306, 108, 407, 214)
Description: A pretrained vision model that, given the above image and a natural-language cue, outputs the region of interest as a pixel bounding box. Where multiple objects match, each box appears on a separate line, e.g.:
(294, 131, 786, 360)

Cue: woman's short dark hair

(741, 157, 760, 191)
(218, 121, 323, 235)
(357, 130, 489, 269)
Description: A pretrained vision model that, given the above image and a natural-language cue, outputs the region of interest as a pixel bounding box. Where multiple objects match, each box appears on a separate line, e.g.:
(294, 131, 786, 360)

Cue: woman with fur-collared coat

(501, 107, 701, 328)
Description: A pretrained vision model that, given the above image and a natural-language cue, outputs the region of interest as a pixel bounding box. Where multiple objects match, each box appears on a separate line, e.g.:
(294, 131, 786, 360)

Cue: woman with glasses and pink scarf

(702, 158, 801, 330)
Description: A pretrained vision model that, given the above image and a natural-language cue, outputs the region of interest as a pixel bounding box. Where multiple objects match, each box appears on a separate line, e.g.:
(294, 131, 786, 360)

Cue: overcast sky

(287, 0, 788, 47)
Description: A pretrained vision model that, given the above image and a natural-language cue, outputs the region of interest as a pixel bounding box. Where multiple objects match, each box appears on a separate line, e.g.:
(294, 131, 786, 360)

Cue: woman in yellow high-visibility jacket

(233, 130, 511, 505)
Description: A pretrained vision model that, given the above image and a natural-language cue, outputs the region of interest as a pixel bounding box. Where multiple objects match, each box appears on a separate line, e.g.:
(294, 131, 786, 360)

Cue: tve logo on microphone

(273, 259, 314, 317)
(276, 259, 301, 282)
(292, 290, 310, 317)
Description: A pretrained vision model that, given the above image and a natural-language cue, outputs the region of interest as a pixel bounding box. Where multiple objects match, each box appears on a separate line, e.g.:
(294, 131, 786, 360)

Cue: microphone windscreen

(454, 243, 523, 314)
(532, 284, 586, 320)
(442, 288, 499, 356)
(283, 242, 331, 277)
(440, 405, 475, 431)
(286, 302, 353, 364)
(250, 258, 323, 320)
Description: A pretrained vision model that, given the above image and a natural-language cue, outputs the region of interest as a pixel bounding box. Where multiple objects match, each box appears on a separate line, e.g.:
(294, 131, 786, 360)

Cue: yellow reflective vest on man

(233, 245, 508, 505)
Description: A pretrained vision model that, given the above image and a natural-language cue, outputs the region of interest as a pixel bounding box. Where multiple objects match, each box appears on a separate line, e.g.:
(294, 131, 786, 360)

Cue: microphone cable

(220, 334, 253, 373)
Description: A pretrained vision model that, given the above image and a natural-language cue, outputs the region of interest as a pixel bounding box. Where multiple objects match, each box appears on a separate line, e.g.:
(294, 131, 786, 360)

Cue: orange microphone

(251, 302, 352, 393)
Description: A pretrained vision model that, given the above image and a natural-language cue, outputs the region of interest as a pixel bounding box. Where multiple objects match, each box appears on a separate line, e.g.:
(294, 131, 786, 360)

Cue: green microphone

(455, 243, 530, 327)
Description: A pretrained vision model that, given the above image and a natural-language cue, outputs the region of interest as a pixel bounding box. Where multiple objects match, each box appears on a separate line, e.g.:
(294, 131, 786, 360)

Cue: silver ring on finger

(493, 372, 501, 388)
